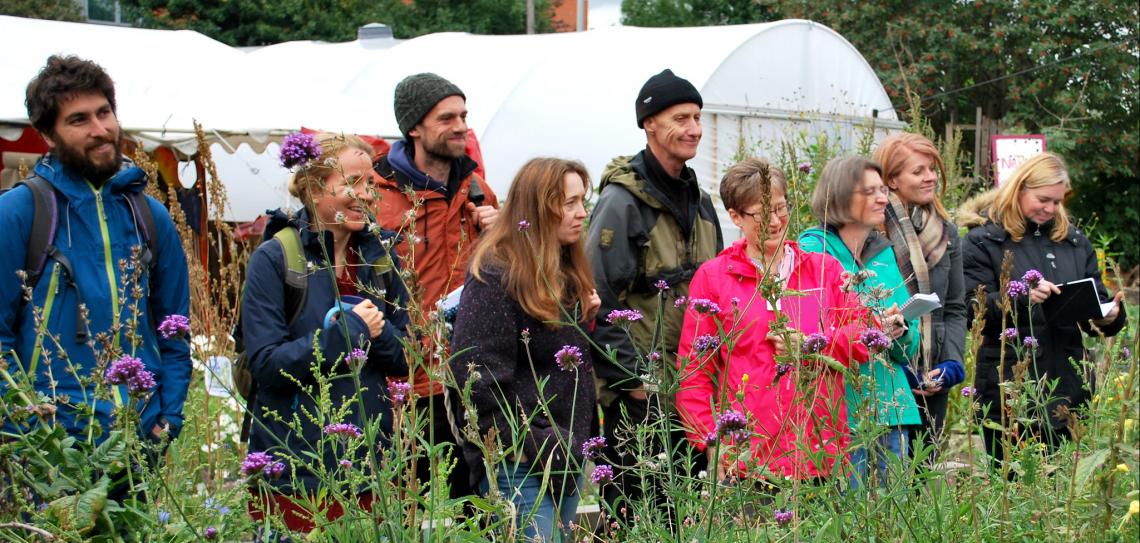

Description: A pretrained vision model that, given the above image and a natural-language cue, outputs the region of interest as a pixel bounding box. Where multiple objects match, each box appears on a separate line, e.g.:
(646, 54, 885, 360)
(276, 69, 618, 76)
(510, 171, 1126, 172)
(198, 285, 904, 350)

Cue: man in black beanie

(372, 72, 499, 501)
(586, 69, 723, 531)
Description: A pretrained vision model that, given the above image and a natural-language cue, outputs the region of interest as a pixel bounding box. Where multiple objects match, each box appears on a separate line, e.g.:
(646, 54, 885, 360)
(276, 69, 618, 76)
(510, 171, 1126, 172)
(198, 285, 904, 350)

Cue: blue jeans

(480, 461, 581, 542)
(848, 426, 909, 490)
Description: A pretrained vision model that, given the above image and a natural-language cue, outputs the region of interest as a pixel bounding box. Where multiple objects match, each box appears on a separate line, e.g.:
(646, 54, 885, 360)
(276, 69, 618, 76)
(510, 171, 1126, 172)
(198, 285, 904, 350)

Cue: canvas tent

(344, 20, 905, 217)
(2, 16, 902, 230)
(0, 15, 391, 221)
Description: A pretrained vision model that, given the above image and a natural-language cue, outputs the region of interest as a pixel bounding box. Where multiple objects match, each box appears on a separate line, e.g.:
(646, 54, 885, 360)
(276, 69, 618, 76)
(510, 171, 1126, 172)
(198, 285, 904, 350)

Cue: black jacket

(241, 209, 409, 492)
(960, 199, 1126, 429)
(450, 266, 596, 496)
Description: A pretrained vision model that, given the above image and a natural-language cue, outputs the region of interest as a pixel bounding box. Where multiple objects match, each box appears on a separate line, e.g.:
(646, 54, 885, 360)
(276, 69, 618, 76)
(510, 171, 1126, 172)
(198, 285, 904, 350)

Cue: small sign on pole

(991, 134, 1046, 186)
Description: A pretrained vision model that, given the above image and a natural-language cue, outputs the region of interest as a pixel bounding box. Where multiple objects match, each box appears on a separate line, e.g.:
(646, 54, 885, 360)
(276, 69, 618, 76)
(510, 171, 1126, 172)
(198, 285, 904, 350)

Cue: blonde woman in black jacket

(959, 152, 1125, 462)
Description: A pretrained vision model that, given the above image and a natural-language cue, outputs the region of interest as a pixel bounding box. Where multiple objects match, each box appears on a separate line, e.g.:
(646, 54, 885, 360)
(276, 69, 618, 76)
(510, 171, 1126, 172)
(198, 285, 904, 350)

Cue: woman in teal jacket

(799, 155, 920, 489)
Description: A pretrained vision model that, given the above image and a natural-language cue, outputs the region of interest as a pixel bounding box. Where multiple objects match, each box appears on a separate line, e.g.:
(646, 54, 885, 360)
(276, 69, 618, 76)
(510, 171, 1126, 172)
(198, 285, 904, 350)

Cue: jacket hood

(720, 239, 808, 280)
(262, 207, 397, 264)
(957, 190, 998, 229)
(599, 153, 665, 210)
(33, 154, 146, 201)
(803, 224, 892, 263)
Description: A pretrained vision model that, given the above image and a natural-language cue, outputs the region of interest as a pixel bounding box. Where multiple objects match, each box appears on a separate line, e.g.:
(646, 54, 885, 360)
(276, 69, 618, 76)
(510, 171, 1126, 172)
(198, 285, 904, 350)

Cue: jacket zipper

(90, 185, 122, 340)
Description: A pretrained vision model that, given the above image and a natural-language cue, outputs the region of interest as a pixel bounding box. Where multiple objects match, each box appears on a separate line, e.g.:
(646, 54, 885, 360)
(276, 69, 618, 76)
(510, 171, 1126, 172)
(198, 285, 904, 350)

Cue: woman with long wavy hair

(450, 157, 600, 541)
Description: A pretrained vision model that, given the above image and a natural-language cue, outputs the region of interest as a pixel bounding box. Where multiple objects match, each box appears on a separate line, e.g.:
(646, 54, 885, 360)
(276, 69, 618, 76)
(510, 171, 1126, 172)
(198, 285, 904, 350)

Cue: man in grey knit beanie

(371, 72, 500, 502)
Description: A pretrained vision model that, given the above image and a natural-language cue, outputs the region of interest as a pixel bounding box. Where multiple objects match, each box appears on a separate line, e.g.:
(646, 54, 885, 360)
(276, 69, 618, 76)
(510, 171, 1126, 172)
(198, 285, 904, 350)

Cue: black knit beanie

(394, 73, 466, 138)
(635, 69, 703, 128)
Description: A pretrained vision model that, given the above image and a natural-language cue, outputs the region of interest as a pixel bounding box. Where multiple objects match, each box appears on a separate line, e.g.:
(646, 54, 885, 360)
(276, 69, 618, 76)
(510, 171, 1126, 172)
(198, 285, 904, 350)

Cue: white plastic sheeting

(2, 16, 902, 225)
(344, 20, 904, 210)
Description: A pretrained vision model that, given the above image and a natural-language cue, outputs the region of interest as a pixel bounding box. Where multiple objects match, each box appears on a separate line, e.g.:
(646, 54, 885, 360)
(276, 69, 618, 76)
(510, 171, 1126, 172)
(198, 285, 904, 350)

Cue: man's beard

(423, 133, 466, 162)
(53, 134, 123, 185)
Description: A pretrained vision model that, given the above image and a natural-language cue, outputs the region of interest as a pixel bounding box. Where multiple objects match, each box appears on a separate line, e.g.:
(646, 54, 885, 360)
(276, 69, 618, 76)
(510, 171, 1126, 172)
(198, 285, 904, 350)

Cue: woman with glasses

(873, 133, 967, 459)
(676, 158, 874, 483)
(798, 156, 920, 489)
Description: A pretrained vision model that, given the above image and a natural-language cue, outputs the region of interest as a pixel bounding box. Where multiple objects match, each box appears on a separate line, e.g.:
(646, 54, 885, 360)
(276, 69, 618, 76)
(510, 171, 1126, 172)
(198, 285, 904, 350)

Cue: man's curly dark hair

(25, 55, 116, 137)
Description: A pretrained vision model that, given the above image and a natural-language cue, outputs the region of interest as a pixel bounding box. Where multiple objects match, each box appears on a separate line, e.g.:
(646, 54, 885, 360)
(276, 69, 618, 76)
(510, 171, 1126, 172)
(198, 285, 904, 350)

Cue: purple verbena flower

(1021, 269, 1043, 289)
(1121, 346, 1132, 361)
(798, 162, 813, 174)
(646, 351, 662, 363)
(279, 132, 321, 169)
(655, 279, 670, 291)
(715, 409, 749, 441)
(517, 220, 531, 231)
(241, 451, 276, 476)
(554, 345, 584, 371)
(581, 436, 606, 460)
(693, 334, 721, 354)
(961, 386, 976, 397)
(1022, 336, 1039, 350)
(673, 295, 688, 309)
(591, 464, 614, 485)
(324, 423, 363, 439)
(774, 509, 794, 526)
(1000, 328, 1019, 342)
(346, 348, 367, 367)
(803, 332, 829, 354)
(204, 526, 218, 540)
(339, 459, 353, 469)
(704, 432, 718, 448)
(775, 363, 792, 377)
(389, 380, 411, 407)
(264, 461, 285, 479)
(606, 309, 644, 325)
(157, 314, 190, 339)
(1006, 280, 1029, 300)
(859, 328, 891, 354)
(104, 355, 156, 394)
(689, 298, 722, 315)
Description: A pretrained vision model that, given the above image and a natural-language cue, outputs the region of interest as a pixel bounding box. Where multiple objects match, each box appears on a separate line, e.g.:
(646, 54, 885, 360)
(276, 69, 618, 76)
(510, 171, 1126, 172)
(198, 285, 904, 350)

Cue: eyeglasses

(740, 204, 790, 221)
(857, 185, 890, 197)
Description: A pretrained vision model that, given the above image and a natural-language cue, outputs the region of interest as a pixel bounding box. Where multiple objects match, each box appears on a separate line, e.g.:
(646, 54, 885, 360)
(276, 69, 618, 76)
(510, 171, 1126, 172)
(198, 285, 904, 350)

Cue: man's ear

(643, 117, 656, 136)
(408, 125, 421, 139)
(39, 130, 55, 149)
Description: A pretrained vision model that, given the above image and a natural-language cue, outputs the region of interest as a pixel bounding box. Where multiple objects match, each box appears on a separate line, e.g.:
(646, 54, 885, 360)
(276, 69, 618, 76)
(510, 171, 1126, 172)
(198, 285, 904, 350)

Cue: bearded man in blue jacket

(0, 55, 191, 444)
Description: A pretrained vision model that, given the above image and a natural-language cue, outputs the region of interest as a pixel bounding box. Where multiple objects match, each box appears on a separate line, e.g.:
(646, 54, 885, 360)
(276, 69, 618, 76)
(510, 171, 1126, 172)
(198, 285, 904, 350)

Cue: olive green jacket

(586, 151, 722, 401)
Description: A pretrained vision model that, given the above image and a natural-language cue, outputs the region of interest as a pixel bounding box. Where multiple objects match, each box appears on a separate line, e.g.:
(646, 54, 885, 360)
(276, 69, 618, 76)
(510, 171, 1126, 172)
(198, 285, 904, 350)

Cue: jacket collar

(817, 223, 892, 262)
(33, 153, 146, 201)
(722, 239, 805, 280)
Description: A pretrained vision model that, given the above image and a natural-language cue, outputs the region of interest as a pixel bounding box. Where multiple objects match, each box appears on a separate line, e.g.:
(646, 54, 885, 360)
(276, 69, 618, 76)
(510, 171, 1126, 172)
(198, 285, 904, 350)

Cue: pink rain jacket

(676, 240, 872, 480)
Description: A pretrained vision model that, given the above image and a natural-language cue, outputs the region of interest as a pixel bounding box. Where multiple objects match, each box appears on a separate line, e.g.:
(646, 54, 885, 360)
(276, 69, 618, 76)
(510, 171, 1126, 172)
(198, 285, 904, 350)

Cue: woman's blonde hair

(873, 132, 950, 221)
(469, 158, 595, 324)
(286, 132, 373, 204)
(989, 152, 1071, 242)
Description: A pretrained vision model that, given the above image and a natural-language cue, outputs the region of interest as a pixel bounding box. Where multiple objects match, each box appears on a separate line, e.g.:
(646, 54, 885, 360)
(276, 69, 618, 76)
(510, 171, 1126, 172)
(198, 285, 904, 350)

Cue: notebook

(900, 292, 942, 321)
(1044, 277, 1114, 322)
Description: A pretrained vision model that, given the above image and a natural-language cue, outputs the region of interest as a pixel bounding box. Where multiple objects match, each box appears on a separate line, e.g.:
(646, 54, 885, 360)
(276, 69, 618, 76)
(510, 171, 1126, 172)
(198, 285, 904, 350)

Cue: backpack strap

(124, 191, 159, 273)
(273, 226, 308, 325)
(239, 225, 308, 443)
(14, 175, 59, 287)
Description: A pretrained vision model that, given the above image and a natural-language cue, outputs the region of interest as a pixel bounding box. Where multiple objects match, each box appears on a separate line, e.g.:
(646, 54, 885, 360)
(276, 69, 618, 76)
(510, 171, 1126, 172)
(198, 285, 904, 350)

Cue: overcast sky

(589, 0, 623, 29)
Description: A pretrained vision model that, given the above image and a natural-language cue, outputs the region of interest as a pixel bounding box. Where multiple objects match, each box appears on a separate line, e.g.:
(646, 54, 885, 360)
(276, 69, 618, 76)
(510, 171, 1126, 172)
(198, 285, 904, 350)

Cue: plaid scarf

(884, 193, 948, 373)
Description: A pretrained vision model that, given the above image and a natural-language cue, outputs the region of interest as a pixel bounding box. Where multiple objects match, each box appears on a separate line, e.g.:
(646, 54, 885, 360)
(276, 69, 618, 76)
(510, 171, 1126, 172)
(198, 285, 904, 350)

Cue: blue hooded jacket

(0, 154, 192, 441)
(241, 208, 409, 493)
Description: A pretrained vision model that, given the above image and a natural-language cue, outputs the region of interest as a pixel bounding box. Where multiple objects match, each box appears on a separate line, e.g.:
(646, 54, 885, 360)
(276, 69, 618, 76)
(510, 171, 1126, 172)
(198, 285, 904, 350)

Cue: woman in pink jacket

(676, 158, 874, 482)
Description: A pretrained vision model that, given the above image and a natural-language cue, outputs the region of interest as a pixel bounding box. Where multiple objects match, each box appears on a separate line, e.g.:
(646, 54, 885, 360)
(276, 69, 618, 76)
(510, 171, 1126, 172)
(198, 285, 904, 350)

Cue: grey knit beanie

(635, 69, 702, 128)
(394, 73, 466, 138)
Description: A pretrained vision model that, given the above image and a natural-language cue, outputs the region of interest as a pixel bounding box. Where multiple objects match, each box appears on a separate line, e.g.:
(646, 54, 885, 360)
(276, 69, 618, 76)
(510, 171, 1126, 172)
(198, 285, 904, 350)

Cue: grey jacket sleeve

(586, 185, 644, 388)
(939, 226, 968, 363)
